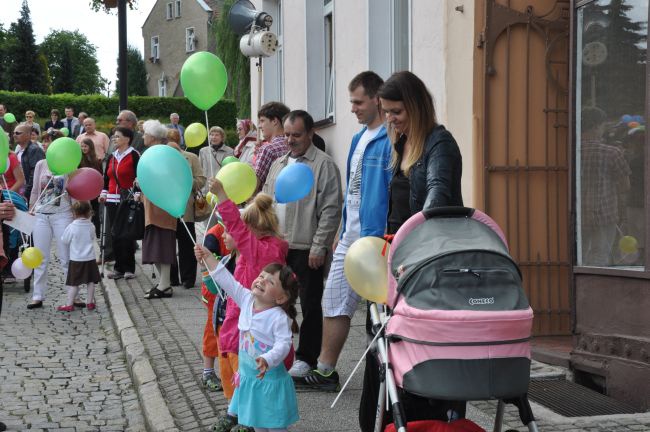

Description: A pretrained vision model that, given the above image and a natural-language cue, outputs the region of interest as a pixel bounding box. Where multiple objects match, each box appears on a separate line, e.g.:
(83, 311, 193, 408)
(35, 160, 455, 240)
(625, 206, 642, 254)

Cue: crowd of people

(0, 69, 464, 432)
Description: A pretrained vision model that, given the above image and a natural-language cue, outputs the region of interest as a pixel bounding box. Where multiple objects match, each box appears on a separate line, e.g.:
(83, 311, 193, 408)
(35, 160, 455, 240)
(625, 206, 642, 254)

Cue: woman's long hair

(79, 138, 100, 171)
(378, 71, 437, 176)
(242, 192, 281, 239)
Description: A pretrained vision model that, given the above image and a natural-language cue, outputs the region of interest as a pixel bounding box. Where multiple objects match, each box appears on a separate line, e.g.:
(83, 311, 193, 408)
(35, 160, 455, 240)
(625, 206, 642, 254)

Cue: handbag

(193, 190, 212, 222)
(110, 156, 145, 240)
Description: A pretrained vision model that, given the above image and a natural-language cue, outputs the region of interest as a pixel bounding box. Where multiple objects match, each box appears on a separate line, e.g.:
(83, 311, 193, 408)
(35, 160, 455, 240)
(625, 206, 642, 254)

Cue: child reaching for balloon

(206, 178, 292, 432)
(195, 244, 300, 431)
(57, 201, 101, 311)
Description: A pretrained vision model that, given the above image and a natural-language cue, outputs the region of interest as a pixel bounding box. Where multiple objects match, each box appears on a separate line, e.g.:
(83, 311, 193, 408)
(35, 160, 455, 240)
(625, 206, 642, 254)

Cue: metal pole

(118, 0, 128, 110)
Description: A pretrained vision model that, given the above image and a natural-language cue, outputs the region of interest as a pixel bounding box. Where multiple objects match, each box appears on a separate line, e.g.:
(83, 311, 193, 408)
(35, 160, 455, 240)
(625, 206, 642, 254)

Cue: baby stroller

(363, 207, 538, 432)
(1, 190, 31, 292)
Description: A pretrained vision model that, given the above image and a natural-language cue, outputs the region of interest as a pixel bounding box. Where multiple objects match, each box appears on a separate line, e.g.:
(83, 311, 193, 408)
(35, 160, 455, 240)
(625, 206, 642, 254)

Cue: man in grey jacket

(262, 110, 343, 377)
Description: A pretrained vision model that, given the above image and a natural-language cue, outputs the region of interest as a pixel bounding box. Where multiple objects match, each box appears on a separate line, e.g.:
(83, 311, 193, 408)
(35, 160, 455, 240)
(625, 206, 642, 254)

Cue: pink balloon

(11, 259, 32, 279)
(66, 168, 103, 200)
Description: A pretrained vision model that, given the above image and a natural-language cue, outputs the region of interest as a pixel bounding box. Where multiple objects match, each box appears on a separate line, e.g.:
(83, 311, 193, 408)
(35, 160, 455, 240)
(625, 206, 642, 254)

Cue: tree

(116, 45, 148, 96)
(215, 0, 251, 118)
(41, 30, 103, 94)
(5, 0, 51, 94)
(0, 25, 9, 91)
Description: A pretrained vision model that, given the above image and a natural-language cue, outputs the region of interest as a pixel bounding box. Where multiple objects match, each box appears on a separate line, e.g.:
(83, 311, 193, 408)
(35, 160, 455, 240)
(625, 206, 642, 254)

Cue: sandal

(144, 287, 173, 299)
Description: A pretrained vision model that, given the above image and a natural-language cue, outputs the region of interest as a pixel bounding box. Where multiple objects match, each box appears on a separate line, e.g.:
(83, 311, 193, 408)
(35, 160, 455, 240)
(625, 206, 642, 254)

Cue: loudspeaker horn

(228, 0, 273, 36)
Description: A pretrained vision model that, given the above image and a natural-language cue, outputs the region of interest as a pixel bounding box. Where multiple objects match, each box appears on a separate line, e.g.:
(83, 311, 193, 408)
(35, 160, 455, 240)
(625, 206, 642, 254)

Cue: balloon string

(35, 192, 67, 209)
(30, 176, 54, 213)
(180, 216, 225, 302)
(202, 203, 218, 246)
(204, 111, 210, 132)
(381, 235, 394, 257)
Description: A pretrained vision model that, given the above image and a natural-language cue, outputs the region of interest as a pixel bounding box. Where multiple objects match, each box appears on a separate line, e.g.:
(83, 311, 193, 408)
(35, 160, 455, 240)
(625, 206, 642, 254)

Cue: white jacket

(60, 218, 97, 262)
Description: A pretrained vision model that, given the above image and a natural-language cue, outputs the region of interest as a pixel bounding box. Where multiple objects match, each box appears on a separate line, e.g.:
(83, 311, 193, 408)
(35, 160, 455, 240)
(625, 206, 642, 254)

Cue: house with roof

(142, 0, 223, 96)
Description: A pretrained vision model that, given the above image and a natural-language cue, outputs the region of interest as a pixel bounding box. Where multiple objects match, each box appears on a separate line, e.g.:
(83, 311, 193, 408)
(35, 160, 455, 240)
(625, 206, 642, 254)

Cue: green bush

(0, 91, 237, 130)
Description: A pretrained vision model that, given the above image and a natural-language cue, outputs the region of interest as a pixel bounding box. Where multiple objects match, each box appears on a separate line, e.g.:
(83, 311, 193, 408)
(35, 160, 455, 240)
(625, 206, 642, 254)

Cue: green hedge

(0, 91, 237, 129)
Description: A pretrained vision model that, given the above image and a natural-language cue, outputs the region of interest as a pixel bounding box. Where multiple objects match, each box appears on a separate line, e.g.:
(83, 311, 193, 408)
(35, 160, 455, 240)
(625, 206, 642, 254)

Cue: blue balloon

(621, 114, 633, 123)
(632, 115, 644, 124)
(274, 162, 314, 204)
(137, 145, 193, 218)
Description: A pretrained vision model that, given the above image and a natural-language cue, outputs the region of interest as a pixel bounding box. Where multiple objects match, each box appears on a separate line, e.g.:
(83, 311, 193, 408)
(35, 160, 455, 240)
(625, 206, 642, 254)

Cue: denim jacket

(341, 125, 392, 238)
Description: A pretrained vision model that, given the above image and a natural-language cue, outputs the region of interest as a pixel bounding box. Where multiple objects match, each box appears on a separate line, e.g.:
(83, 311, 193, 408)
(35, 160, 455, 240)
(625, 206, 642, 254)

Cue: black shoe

(183, 281, 195, 289)
(27, 301, 43, 310)
(297, 369, 341, 392)
(0, 420, 6, 431)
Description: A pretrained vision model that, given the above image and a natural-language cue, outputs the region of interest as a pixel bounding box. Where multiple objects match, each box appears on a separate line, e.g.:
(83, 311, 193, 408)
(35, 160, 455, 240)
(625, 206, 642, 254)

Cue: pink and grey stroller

(364, 207, 539, 432)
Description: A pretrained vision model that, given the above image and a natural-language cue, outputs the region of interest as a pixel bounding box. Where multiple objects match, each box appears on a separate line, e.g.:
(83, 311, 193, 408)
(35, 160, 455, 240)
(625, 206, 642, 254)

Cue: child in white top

(195, 244, 300, 432)
(58, 201, 101, 312)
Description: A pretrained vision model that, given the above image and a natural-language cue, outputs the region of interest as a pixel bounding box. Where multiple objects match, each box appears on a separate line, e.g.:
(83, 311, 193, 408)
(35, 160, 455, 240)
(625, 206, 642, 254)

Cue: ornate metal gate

(476, 0, 571, 335)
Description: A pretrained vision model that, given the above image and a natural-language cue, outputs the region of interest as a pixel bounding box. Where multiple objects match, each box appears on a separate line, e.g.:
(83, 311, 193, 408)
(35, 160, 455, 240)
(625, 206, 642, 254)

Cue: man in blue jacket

(291, 71, 392, 390)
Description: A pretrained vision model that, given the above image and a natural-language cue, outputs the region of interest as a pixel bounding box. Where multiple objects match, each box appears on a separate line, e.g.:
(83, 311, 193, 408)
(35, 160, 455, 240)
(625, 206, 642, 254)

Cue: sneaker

(57, 305, 74, 312)
(299, 369, 341, 392)
(211, 415, 237, 432)
(106, 271, 124, 280)
(124, 272, 136, 280)
(201, 372, 222, 392)
(288, 359, 311, 378)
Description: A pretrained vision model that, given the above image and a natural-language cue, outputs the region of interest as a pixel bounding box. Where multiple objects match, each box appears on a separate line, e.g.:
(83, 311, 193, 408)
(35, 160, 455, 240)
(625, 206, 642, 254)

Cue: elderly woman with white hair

(139, 120, 177, 299)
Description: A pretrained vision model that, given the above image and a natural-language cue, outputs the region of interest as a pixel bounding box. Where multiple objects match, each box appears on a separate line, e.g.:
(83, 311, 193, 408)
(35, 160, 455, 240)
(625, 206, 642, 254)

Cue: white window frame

(324, 1, 335, 120)
(151, 36, 160, 60)
(185, 27, 196, 52)
(305, 0, 335, 123)
(158, 72, 167, 96)
(262, 0, 284, 103)
(368, 0, 412, 79)
(175, 0, 182, 18)
(166, 2, 173, 20)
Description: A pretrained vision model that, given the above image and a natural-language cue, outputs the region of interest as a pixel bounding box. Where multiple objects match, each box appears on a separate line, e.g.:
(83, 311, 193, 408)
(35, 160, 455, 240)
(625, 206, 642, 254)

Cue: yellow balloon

(619, 235, 638, 254)
(215, 162, 257, 204)
(344, 236, 389, 304)
(206, 192, 218, 206)
(21, 247, 44, 269)
(184, 122, 208, 148)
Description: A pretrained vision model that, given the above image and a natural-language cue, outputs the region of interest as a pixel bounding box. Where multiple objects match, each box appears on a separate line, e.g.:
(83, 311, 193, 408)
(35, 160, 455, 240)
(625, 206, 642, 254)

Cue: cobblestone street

(0, 258, 144, 431)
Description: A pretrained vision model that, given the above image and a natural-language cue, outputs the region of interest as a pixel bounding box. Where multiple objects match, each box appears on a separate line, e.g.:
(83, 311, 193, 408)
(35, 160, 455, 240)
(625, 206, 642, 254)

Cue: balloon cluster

(12, 247, 44, 279)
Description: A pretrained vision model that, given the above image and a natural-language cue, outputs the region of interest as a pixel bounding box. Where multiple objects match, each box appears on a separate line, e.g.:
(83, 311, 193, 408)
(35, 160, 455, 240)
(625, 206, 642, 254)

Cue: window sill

(573, 265, 648, 278)
(314, 116, 335, 129)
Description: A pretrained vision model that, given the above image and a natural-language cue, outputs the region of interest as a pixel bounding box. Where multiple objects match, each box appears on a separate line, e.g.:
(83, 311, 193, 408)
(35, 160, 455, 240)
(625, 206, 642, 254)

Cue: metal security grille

(529, 379, 641, 416)
(478, 0, 571, 335)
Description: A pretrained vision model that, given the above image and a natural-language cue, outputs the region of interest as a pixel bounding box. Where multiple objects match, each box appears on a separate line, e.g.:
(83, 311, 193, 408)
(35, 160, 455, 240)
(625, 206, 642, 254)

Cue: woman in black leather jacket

(359, 71, 465, 432)
(378, 70, 463, 234)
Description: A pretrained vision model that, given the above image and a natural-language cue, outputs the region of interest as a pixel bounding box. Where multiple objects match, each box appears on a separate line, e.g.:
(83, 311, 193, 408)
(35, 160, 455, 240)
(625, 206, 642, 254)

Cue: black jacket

(397, 124, 463, 214)
(20, 142, 45, 200)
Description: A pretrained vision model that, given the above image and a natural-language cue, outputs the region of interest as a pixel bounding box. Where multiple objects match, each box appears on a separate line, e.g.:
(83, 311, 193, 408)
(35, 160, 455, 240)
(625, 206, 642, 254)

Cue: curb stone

(104, 276, 179, 432)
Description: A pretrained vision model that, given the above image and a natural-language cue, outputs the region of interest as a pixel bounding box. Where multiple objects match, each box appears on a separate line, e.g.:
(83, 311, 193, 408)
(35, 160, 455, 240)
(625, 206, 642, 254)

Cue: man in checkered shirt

(253, 102, 290, 191)
(580, 107, 631, 266)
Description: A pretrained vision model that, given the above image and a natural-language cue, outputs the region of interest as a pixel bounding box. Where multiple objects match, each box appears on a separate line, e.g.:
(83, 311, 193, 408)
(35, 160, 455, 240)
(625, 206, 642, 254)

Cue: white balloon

(11, 259, 32, 280)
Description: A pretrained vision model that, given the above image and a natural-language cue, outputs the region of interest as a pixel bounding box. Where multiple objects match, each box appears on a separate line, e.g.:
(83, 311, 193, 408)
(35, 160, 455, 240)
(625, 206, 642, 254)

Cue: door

(475, 0, 571, 335)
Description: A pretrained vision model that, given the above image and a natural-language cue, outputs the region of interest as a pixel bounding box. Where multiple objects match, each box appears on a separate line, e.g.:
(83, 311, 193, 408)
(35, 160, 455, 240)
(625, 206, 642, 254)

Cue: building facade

(142, 0, 222, 97)
(248, 0, 649, 410)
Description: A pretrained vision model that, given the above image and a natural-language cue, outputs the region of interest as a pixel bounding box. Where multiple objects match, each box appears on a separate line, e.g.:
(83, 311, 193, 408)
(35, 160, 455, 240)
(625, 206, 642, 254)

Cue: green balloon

(221, 156, 239, 167)
(46, 137, 82, 175)
(60, 127, 70, 137)
(3, 113, 16, 123)
(137, 145, 193, 218)
(180, 51, 228, 111)
(0, 131, 9, 174)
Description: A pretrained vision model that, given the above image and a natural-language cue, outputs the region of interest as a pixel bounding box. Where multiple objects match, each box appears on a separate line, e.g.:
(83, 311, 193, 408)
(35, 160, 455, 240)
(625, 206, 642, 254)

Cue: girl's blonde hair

(71, 200, 92, 218)
(241, 193, 280, 238)
(378, 71, 437, 176)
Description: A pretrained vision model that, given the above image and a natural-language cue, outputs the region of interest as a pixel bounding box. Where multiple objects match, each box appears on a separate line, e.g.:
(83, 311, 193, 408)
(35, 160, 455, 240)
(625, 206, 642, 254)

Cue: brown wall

(572, 274, 650, 409)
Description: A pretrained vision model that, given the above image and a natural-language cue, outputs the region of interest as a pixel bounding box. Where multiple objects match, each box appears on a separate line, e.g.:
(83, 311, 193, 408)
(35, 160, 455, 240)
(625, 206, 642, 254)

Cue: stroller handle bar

(422, 206, 474, 219)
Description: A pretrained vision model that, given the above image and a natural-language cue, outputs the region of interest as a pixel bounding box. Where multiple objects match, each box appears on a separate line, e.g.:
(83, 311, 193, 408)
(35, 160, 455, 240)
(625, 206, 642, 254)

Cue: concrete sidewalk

(106, 253, 650, 432)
